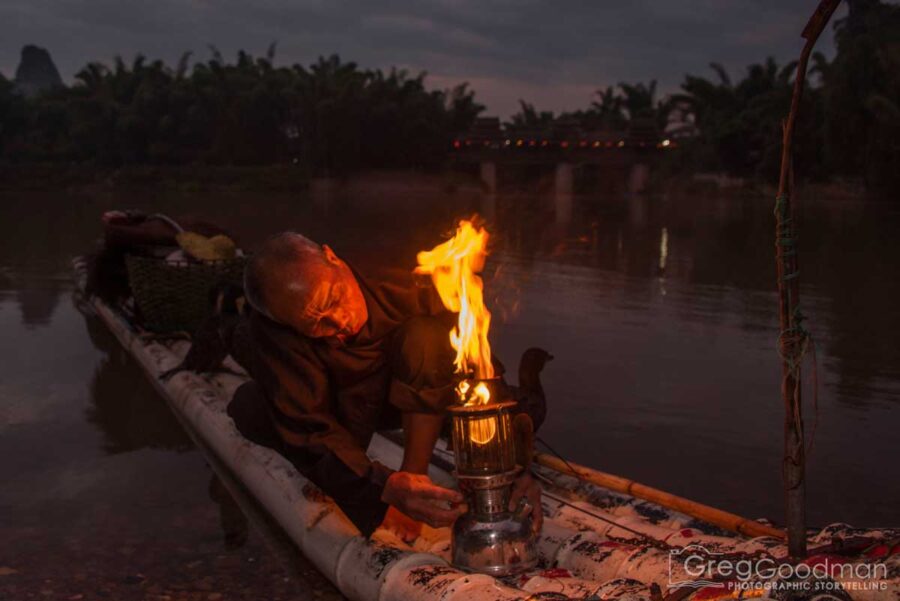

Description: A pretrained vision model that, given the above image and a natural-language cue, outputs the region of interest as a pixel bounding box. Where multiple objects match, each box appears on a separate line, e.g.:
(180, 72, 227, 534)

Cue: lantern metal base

(451, 468, 537, 576)
(451, 508, 538, 576)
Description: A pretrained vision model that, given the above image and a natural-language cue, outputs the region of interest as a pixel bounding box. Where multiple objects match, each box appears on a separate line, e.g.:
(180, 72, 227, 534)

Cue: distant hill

(14, 45, 63, 98)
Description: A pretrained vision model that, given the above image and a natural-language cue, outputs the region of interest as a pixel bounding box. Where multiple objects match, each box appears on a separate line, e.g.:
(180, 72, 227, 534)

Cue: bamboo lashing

(534, 452, 786, 541)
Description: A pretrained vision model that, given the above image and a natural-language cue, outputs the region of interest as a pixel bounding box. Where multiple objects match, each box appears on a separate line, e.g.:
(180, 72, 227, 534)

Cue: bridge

(450, 118, 677, 222)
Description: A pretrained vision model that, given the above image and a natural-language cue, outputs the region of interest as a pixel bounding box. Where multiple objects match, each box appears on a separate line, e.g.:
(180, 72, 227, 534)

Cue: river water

(1, 176, 898, 596)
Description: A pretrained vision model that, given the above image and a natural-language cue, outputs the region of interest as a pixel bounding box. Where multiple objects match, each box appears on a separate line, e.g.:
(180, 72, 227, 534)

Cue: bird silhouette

(509, 347, 553, 432)
(159, 282, 250, 380)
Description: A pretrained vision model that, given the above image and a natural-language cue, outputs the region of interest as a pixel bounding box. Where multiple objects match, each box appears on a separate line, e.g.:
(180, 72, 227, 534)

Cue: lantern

(449, 379, 537, 576)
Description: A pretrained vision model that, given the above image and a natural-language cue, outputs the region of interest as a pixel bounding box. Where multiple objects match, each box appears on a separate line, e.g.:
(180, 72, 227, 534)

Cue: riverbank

(0, 163, 313, 193)
(1, 162, 874, 205)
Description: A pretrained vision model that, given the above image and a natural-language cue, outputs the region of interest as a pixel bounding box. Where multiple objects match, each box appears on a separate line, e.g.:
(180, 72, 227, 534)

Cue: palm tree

(508, 101, 555, 129)
(671, 60, 797, 176)
(74, 62, 109, 94)
(589, 86, 626, 130)
(823, 0, 900, 188)
(4, 45, 482, 170)
(615, 80, 676, 141)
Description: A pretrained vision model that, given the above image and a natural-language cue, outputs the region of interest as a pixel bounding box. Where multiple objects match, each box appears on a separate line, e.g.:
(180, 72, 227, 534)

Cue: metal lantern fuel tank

(449, 387, 537, 576)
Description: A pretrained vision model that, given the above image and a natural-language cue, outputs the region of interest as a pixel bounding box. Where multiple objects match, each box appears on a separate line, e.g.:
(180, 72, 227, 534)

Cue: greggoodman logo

(667, 544, 889, 594)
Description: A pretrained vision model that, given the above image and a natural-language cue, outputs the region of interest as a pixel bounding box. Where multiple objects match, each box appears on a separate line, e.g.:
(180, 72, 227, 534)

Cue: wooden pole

(534, 452, 787, 540)
(775, 0, 840, 560)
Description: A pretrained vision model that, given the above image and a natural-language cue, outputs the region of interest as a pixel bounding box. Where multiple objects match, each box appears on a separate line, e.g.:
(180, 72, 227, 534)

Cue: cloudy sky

(3, 1, 850, 117)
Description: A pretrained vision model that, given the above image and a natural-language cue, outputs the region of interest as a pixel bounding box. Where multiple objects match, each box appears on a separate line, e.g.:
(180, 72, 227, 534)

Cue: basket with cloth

(87, 211, 246, 333)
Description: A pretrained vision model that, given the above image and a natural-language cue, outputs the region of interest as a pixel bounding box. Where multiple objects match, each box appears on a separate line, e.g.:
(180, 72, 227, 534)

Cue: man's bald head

(245, 232, 368, 339)
(244, 232, 327, 316)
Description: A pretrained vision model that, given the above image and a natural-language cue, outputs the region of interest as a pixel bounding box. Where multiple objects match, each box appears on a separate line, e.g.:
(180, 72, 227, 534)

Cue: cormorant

(159, 282, 251, 380)
(510, 347, 553, 432)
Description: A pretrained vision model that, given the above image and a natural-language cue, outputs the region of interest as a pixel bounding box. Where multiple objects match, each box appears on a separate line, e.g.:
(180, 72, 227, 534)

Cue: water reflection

(490, 192, 900, 411)
(16, 277, 62, 327)
(81, 304, 249, 550)
(82, 311, 193, 454)
(0, 272, 64, 328)
(0, 181, 897, 527)
(208, 475, 250, 550)
(0, 276, 340, 598)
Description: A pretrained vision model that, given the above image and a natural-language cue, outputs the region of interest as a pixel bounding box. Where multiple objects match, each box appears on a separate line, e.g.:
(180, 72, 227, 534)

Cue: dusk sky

(3, 1, 853, 117)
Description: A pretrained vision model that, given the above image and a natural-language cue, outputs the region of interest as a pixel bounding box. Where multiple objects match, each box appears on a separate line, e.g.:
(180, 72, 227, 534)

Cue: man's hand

(381, 472, 467, 529)
(508, 471, 543, 534)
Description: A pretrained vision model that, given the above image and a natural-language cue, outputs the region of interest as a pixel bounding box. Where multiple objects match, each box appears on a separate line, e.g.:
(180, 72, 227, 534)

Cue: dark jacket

(248, 271, 455, 535)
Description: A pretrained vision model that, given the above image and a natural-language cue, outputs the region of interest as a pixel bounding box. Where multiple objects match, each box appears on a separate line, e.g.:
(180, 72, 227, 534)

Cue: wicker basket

(125, 254, 246, 333)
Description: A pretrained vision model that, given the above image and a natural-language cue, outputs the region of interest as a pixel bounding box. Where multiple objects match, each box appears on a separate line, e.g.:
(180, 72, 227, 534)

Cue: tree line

(0, 46, 482, 174)
(1, 0, 897, 189)
(505, 0, 899, 190)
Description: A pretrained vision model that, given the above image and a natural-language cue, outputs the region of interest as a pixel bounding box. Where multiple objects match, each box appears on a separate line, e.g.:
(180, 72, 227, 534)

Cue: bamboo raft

(73, 258, 898, 601)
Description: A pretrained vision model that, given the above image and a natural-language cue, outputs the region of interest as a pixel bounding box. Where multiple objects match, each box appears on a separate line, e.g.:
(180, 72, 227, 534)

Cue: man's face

(266, 244, 368, 341)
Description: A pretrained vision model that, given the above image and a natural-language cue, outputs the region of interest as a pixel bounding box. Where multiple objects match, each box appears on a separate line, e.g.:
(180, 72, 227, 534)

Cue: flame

(456, 381, 496, 444)
(416, 219, 494, 386)
(417, 219, 496, 444)
(469, 417, 497, 445)
(456, 380, 491, 405)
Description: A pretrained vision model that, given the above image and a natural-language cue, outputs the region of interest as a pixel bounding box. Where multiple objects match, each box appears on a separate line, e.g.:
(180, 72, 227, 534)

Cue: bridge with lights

(450, 118, 676, 216)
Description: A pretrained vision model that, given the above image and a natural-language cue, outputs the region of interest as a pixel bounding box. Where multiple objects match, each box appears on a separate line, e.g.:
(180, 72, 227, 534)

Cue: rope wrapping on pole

(774, 193, 817, 490)
(774, 0, 840, 559)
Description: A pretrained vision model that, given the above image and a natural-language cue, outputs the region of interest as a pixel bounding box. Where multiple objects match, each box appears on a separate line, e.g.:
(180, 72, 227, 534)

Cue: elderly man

(242, 232, 540, 538)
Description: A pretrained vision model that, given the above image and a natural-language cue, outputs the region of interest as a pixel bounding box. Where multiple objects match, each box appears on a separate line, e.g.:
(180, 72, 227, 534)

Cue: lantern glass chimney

(450, 401, 516, 476)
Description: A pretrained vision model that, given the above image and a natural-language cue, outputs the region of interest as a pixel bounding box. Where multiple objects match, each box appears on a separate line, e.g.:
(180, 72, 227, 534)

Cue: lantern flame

(415, 219, 495, 391)
(417, 220, 498, 444)
(456, 381, 496, 445)
(457, 380, 492, 406)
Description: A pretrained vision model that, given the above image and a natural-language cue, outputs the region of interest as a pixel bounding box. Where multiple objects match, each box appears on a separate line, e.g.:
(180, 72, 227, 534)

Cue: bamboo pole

(534, 452, 786, 541)
(775, 0, 840, 560)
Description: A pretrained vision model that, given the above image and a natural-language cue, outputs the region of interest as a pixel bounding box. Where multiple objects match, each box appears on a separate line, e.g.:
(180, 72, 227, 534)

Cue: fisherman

(239, 232, 542, 538)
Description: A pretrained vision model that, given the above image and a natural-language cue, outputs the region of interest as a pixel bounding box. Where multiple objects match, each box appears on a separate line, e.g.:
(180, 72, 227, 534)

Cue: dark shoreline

(1, 162, 874, 204)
